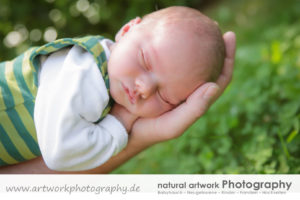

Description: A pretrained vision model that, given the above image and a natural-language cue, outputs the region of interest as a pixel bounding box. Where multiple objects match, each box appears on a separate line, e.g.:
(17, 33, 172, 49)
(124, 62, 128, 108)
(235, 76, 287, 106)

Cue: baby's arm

(34, 45, 132, 171)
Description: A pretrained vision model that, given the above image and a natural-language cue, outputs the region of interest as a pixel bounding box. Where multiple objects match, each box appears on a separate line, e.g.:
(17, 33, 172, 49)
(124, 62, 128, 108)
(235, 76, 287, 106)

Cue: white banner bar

(0, 175, 299, 199)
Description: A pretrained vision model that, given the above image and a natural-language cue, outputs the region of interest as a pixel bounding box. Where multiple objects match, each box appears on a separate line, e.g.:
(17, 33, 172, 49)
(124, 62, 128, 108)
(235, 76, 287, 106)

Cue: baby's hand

(110, 104, 139, 133)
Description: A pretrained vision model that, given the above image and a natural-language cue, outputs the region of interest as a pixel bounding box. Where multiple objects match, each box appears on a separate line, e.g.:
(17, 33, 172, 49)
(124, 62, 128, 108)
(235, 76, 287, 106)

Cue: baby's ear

(115, 17, 141, 42)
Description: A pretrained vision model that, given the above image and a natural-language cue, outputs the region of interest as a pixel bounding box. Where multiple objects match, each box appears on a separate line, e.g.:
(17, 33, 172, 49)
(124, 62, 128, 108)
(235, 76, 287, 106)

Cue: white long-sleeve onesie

(34, 39, 128, 171)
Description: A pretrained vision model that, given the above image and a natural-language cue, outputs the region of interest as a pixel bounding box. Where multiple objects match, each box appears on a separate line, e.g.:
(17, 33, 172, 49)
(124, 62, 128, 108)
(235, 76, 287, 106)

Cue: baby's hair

(141, 6, 225, 82)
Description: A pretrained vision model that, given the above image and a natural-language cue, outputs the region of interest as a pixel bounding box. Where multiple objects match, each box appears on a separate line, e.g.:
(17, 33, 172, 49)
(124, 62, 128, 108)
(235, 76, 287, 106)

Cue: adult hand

(129, 31, 236, 148)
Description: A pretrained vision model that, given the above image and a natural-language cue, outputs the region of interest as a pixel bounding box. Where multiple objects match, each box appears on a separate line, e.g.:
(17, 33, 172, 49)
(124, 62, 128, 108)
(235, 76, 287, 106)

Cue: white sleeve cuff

(99, 114, 128, 155)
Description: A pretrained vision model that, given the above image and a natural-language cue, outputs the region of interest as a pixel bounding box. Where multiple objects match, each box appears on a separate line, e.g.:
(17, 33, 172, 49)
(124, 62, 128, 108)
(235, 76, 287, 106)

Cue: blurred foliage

(1, 0, 300, 174)
(0, 0, 209, 60)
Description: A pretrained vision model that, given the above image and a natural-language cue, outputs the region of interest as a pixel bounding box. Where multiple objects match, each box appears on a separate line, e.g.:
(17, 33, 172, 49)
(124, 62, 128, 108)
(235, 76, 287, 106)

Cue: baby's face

(108, 23, 210, 117)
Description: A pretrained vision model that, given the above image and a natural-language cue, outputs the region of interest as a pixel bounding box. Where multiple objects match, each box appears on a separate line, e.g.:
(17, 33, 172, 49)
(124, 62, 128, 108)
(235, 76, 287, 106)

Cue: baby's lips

(128, 90, 138, 104)
(122, 83, 137, 104)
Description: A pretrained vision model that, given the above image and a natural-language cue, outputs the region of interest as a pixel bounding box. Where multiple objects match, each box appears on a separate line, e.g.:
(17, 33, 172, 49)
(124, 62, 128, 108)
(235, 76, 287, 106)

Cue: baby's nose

(135, 77, 157, 99)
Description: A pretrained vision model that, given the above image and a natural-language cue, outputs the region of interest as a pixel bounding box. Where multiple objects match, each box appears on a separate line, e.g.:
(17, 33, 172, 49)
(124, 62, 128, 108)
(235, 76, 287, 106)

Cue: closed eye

(140, 49, 151, 71)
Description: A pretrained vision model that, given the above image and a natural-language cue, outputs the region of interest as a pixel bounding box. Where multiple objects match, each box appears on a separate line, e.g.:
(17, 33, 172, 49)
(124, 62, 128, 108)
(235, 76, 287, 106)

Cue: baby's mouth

(122, 84, 137, 104)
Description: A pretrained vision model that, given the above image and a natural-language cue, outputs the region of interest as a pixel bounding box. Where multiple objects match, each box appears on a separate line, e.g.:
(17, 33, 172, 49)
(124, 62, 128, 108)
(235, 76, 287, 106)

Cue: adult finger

(216, 31, 236, 95)
(153, 82, 219, 140)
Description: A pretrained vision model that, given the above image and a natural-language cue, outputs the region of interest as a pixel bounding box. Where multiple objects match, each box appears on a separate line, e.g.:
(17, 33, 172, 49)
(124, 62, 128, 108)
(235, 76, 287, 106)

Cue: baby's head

(108, 6, 225, 117)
